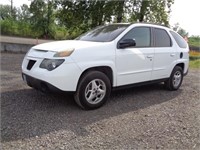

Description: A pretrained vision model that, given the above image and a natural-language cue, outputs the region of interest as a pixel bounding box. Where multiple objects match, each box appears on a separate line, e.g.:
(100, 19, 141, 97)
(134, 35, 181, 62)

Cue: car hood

(32, 40, 105, 52)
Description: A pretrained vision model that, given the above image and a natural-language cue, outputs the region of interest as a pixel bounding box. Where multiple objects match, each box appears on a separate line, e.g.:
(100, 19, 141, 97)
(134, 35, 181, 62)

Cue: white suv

(22, 23, 189, 109)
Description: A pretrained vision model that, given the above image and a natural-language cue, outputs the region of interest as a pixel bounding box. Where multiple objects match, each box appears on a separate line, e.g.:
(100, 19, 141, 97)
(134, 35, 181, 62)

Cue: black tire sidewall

(77, 71, 111, 109)
(169, 66, 183, 90)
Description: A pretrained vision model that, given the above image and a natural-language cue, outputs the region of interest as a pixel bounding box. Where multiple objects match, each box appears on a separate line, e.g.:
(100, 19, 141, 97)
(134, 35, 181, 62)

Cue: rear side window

(154, 28, 172, 47)
(170, 31, 187, 48)
(121, 27, 151, 47)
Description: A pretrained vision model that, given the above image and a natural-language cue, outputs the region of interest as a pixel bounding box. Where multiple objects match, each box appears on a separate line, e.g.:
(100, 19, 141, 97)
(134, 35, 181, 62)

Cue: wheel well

(78, 66, 113, 87)
(176, 63, 184, 71)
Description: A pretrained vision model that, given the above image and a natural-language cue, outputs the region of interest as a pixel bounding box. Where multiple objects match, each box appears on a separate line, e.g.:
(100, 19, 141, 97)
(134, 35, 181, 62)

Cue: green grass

(189, 59, 200, 69)
(190, 56, 200, 61)
(188, 36, 200, 47)
(189, 51, 200, 69)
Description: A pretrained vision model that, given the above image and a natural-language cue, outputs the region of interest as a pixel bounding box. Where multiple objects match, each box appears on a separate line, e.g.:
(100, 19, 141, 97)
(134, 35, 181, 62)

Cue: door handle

(147, 55, 153, 58)
(170, 53, 175, 57)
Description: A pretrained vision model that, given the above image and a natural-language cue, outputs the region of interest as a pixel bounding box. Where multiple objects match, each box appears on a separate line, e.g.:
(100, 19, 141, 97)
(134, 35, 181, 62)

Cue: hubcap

(85, 79, 106, 104)
(173, 71, 182, 87)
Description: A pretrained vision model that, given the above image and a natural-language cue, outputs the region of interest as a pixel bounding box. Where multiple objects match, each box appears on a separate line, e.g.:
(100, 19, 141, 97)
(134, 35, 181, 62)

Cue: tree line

(1, 0, 174, 39)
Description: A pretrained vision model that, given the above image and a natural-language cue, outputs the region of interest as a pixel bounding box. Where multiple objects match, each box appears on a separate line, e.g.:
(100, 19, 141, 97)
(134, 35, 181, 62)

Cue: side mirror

(118, 39, 136, 49)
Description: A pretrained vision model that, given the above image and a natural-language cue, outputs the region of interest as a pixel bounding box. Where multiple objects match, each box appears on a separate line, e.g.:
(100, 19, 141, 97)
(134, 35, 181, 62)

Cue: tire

(74, 71, 111, 110)
(165, 66, 183, 91)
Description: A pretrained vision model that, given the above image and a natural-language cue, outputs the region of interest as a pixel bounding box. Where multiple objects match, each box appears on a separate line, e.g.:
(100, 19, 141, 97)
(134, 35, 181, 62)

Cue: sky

(169, 0, 200, 36)
(1, 0, 200, 36)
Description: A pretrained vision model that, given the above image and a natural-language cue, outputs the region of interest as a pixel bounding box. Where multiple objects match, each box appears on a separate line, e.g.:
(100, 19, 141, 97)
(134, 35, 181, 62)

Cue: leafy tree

(89, 0, 106, 27)
(29, 0, 55, 38)
(178, 28, 188, 37)
(188, 36, 200, 47)
(0, 4, 17, 20)
(29, 0, 46, 36)
(1, 0, 175, 39)
(115, 0, 125, 23)
(17, 4, 31, 22)
(129, 0, 174, 26)
(0, 4, 11, 19)
(56, 0, 89, 29)
(172, 23, 179, 32)
(172, 23, 188, 37)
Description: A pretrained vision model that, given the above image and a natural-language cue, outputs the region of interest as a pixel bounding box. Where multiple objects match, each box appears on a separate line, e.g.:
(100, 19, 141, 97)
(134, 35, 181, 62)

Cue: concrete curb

(0, 36, 54, 53)
(1, 42, 34, 53)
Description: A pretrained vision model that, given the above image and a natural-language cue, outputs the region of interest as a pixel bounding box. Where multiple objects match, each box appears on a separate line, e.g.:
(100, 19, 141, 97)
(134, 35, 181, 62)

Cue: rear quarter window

(169, 31, 187, 48)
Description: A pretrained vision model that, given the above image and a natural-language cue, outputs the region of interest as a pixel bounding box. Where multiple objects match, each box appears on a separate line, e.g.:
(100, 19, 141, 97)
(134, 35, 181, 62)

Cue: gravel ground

(1, 53, 200, 149)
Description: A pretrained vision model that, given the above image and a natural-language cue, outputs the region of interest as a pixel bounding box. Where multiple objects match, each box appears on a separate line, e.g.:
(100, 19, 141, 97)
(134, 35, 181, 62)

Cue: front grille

(27, 60, 36, 70)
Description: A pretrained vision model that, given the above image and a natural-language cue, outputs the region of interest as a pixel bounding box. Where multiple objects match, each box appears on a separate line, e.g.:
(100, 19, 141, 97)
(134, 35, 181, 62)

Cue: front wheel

(74, 71, 111, 110)
(165, 66, 183, 90)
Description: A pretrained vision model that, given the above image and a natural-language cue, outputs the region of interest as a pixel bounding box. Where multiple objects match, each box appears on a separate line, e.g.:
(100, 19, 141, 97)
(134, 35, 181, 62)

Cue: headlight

(54, 49, 74, 57)
(40, 59, 65, 71)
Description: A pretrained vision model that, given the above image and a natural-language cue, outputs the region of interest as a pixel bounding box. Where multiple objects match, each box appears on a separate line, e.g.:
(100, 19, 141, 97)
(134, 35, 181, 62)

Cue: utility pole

(10, 0, 13, 17)
(47, 0, 50, 38)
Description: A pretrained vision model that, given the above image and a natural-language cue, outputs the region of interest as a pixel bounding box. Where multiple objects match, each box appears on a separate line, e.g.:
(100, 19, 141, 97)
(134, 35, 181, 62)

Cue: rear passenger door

(151, 28, 176, 80)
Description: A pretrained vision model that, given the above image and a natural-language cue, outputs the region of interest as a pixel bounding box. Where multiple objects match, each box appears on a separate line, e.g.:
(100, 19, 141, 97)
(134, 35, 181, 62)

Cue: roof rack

(133, 22, 169, 28)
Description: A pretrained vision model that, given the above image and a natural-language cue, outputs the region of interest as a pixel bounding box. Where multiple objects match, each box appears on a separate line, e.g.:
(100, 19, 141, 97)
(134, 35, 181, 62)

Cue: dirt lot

(1, 53, 200, 149)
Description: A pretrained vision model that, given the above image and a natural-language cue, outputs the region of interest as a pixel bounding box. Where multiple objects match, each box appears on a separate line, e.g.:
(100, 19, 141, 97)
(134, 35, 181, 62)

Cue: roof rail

(133, 22, 169, 28)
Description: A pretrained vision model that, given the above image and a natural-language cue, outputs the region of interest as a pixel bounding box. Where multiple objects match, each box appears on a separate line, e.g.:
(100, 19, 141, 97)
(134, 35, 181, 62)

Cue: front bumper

(22, 73, 63, 93)
(22, 56, 82, 92)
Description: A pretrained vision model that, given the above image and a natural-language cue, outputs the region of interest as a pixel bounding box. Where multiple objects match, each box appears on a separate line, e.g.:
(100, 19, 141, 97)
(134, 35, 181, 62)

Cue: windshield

(76, 24, 130, 42)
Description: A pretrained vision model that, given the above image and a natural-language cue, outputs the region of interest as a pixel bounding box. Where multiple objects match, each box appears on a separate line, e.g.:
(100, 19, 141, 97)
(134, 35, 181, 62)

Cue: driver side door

(116, 27, 154, 86)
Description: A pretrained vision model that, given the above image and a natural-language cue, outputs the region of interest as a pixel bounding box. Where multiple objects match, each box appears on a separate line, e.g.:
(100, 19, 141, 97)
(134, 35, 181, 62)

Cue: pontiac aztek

(22, 23, 189, 109)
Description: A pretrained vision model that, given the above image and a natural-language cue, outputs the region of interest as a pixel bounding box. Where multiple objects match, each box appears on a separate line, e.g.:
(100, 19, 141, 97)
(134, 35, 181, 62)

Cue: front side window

(154, 28, 172, 47)
(121, 27, 151, 47)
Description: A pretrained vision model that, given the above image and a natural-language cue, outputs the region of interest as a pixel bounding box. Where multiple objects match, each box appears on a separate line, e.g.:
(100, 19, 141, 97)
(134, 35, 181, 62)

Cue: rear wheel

(74, 71, 111, 110)
(165, 66, 183, 90)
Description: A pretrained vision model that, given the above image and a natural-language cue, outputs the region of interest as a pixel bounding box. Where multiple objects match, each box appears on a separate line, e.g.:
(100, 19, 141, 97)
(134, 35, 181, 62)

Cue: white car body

(22, 23, 189, 109)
